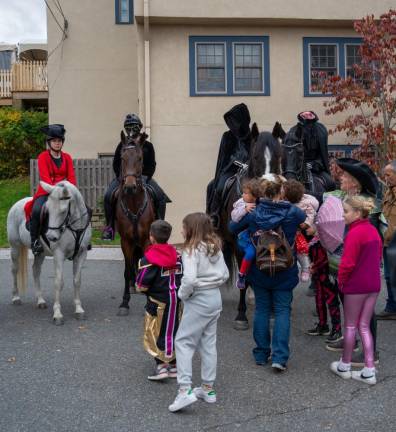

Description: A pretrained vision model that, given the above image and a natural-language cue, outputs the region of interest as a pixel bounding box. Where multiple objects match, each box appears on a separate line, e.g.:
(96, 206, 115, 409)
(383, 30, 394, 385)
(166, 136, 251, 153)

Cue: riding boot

(157, 199, 166, 220)
(102, 178, 119, 240)
(30, 222, 44, 256)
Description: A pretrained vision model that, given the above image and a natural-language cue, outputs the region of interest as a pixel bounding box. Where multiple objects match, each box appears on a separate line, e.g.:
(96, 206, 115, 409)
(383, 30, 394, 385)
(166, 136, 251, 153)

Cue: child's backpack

(254, 227, 294, 276)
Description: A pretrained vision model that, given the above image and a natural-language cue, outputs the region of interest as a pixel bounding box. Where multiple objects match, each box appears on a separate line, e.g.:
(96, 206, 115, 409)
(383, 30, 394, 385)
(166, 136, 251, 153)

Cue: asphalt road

(0, 258, 395, 432)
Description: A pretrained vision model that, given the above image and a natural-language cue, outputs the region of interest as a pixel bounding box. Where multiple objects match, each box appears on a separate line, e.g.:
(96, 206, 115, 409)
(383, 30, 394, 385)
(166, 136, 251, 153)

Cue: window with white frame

(309, 44, 338, 93)
(234, 43, 263, 93)
(345, 44, 362, 80)
(196, 43, 226, 93)
(189, 36, 270, 96)
(303, 37, 363, 97)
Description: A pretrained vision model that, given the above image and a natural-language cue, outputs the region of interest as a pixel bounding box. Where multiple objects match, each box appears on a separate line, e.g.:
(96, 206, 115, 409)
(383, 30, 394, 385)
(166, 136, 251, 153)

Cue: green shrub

(0, 108, 48, 179)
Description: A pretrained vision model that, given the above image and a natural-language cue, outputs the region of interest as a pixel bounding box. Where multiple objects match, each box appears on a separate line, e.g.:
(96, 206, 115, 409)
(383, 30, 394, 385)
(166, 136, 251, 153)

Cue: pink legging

(342, 293, 378, 368)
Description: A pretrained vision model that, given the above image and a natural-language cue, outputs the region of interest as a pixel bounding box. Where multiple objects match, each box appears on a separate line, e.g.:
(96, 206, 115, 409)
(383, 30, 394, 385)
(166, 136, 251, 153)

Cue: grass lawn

(0, 177, 120, 247)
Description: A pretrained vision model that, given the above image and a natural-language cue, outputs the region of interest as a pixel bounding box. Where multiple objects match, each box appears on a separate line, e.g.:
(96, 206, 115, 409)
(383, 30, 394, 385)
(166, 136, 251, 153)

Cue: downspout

(143, 0, 151, 137)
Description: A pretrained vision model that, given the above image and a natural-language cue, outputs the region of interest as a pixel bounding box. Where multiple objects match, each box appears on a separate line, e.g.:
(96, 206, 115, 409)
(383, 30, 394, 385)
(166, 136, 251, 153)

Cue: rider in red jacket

(25, 124, 76, 256)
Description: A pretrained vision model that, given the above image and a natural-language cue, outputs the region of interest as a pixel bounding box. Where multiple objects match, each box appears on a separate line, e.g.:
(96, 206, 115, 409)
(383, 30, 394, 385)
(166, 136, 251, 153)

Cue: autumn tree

(322, 9, 396, 171)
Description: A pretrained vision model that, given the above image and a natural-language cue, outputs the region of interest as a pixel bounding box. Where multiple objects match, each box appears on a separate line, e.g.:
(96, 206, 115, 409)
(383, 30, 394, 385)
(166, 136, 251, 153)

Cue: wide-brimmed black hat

(336, 157, 378, 196)
(41, 124, 66, 141)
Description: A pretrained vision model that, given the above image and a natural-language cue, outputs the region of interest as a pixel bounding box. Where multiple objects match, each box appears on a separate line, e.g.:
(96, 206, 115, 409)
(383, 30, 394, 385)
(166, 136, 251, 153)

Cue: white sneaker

(193, 386, 217, 403)
(351, 370, 377, 385)
(147, 364, 168, 381)
(330, 361, 351, 379)
(168, 389, 197, 412)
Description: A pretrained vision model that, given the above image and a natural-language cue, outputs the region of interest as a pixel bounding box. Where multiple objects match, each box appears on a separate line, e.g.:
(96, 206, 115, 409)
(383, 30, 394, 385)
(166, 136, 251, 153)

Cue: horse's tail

(223, 240, 237, 289)
(17, 246, 28, 295)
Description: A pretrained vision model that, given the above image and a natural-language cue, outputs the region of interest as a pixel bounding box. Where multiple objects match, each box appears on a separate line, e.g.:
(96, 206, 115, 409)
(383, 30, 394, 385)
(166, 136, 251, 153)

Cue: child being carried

(282, 180, 319, 282)
(231, 178, 262, 289)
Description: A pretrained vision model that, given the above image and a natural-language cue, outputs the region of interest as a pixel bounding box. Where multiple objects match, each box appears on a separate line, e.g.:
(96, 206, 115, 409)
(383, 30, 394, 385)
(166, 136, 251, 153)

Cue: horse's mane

(49, 181, 86, 211)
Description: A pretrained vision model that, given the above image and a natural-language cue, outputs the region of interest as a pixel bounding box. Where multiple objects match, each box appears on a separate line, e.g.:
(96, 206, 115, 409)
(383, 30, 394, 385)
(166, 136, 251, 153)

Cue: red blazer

(24, 150, 77, 219)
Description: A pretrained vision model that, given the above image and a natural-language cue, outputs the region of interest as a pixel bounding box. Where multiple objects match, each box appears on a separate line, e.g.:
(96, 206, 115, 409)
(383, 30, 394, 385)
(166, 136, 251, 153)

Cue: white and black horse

(218, 122, 284, 330)
(7, 181, 92, 325)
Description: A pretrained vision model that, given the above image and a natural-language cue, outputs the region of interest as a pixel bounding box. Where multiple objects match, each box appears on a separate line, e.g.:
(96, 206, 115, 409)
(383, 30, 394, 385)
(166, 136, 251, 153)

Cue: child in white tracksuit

(168, 212, 229, 413)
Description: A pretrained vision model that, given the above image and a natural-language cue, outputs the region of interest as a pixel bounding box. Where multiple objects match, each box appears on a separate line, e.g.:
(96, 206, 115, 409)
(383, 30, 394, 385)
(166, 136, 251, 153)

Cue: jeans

(251, 286, 293, 366)
(383, 247, 396, 312)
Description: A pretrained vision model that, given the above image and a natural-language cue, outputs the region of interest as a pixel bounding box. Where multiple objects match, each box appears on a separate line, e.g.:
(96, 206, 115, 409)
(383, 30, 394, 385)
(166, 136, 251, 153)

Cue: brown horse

(218, 122, 285, 330)
(115, 131, 156, 316)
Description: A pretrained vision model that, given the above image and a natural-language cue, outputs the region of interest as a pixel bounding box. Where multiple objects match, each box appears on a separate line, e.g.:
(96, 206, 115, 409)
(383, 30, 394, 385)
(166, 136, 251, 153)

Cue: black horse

(217, 122, 284, 330)
(282, 122, 335, 202)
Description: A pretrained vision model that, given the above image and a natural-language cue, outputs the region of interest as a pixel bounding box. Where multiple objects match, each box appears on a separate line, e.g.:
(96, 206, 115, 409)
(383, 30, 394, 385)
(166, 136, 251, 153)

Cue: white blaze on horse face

(264, 147, 272, 174)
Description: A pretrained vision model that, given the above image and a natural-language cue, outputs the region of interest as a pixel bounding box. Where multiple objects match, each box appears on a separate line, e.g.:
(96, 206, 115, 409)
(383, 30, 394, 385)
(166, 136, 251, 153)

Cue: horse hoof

(117, 307, 129, 317)
(12, 299, 22, 306)
(37, 303, 48, 310)
(75, 312, 86, 320)
(53, 317, 64, 326)
(233, 320, 249, 331)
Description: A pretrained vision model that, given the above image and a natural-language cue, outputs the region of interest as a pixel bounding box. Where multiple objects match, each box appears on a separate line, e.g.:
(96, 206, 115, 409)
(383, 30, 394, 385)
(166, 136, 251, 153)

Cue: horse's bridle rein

(121, 144, 143, 188)
(46, 197, 92, 260)
(119, 143, 148, 241)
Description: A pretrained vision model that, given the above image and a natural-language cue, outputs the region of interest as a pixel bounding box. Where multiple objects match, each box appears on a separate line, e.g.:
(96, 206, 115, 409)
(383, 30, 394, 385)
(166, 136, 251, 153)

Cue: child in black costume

(136, 220, 183, 381)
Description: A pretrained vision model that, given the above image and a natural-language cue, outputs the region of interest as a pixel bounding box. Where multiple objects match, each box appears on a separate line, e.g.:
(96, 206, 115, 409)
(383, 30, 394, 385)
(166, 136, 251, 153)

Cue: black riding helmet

(41, 124, 66, 142)
(124, 114, 142, 136)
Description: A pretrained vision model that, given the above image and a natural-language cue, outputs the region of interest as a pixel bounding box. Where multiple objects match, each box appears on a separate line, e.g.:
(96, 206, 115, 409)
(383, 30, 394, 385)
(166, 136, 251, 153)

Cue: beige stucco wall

(145, 25, 360, 242)
(135, 0, 395, 22)
(47, 0, 139, 158)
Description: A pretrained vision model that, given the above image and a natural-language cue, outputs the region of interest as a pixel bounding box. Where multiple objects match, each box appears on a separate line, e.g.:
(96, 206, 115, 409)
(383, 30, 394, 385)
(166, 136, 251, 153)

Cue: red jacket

(24, 150, 76, 219)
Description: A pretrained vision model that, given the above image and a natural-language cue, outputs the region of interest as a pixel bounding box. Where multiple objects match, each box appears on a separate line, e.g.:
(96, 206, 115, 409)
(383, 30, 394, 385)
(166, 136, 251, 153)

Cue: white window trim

(194, 41, 227, 95)
(344, 43, 362, 77)
(232, 42, 265, 95)
(308, 42, 339, 95)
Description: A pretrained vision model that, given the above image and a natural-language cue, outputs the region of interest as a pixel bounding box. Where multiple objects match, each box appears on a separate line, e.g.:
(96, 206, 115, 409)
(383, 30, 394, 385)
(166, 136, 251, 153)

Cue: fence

(30, 158, 114, 213)
(12, 61, 48, 92)
(0, 69, 12, 97)
(0, 61, 48, 97)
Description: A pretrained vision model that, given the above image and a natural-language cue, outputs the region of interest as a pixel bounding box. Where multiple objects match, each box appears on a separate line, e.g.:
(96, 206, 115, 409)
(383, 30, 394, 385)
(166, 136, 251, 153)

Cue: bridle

(121, 144, 143, 188)
(119, 143, 148, 241)
(46, 196, 92, 260)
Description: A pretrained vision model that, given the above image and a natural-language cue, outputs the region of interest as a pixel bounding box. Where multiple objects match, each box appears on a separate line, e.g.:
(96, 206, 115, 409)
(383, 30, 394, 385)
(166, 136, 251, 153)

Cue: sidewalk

(0, 246, 124, 260)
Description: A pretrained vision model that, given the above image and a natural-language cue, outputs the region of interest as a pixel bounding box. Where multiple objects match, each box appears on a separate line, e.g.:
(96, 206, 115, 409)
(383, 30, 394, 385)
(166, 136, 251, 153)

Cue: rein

(46, 200, 92, 260)
(119, 142, 148, 241)
(120, 187, 148, 241)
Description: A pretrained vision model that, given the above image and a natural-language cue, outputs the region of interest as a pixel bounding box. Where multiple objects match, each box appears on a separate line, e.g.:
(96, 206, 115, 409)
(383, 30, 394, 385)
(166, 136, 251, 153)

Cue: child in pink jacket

(330, 195, 382, 385)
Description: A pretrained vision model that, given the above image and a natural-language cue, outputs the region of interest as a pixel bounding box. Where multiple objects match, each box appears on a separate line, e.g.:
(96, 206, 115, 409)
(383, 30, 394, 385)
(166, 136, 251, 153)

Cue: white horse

(7, 181, 92, 325)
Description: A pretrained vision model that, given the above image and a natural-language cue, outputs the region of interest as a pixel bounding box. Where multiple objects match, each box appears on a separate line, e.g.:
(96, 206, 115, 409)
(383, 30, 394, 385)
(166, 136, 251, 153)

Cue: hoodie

(145, 243, 177, 268)
(135, 243, 182, 304)
(178, 243, 230, 301)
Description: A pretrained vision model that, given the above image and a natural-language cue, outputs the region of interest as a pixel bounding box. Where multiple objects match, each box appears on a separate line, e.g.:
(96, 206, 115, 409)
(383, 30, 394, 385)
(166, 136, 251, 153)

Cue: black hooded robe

(207, 103, 252, 213)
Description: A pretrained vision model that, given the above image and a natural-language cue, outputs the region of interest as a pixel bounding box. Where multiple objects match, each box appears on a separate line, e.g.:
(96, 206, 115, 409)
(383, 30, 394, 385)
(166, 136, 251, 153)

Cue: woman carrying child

(169, 213, 229, 412)
(229, 176, 306, 371)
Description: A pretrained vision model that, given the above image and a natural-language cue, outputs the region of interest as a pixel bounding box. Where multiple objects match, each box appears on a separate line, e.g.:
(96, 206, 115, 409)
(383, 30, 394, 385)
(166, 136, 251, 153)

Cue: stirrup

(31, 240, 44, 256)
(101, 226, 115, 241)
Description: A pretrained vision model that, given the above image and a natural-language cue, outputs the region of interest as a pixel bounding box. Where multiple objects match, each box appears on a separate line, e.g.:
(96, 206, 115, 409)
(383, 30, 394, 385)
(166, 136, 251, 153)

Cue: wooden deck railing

(30, 158, 115, 213)
(0, 61, 48, 97)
